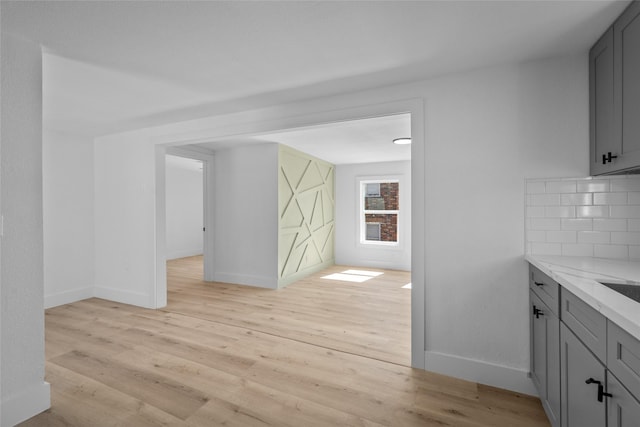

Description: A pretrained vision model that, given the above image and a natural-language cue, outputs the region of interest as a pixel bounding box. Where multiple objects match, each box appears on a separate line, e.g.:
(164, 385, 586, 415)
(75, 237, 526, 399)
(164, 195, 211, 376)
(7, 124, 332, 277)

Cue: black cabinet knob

(534, 281, 544, 287)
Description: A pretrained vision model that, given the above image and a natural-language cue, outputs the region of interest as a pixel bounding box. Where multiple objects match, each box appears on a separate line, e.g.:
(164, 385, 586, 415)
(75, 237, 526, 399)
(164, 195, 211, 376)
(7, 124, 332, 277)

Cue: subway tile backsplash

(526, 176, 640, 260)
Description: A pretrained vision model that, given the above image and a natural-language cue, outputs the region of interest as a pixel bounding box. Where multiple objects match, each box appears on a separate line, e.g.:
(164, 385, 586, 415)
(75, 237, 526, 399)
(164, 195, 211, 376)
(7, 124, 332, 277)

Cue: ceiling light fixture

(393, 137, 411, 145)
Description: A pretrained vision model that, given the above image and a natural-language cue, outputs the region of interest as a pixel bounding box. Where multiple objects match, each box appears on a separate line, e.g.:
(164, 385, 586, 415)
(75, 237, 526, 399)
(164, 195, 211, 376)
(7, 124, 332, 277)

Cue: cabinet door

(530, 265, 560, 316)
(561, 323, 606, 427)
(531, 291, 561, 427)
(607, 374, 640, 427)
(590, 27, 616, 176)
(613, 1, 640, 172)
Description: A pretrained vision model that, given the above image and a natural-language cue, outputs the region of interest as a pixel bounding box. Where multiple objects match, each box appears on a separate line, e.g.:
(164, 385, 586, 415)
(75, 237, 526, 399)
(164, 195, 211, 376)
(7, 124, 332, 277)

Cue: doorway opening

(165, 155, 204, 271)
(154, 99, 425, 369)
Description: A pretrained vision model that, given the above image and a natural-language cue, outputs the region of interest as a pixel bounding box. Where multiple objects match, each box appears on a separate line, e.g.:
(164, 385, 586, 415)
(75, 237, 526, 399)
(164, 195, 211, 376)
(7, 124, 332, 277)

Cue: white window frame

(359, 179, 400, 246)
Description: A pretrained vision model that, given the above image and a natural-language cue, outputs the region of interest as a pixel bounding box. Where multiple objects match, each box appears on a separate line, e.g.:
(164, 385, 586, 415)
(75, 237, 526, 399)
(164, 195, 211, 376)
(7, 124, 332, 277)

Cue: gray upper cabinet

(615, 1, 640, 171)
(590, 1, 640, 175)
(590, 27, 616, 176)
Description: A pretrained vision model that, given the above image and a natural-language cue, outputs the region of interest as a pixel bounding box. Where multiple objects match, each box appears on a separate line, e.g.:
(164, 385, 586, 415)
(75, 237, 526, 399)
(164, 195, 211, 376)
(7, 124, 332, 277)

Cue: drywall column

(43, 130, 95, 308)
(94, 133, 158, 308)
(213, 144, 279, 288)
(0, 33, 51, 425)
(278, 145, 335, 287)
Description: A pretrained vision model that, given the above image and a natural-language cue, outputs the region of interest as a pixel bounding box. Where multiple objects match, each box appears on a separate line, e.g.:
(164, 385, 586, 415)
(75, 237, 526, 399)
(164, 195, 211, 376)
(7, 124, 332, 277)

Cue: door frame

(153, 98, 426, 369)
(155, 145, 215, 308)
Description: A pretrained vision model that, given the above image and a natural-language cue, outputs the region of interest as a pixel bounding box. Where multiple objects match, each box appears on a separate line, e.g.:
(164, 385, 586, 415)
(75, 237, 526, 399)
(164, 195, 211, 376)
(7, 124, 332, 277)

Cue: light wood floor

(21, 256, 550, 426)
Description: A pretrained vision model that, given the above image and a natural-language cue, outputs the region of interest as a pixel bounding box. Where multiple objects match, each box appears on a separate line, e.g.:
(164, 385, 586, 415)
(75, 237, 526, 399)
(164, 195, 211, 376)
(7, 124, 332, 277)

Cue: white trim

(155, 146, 215, 310)
(213, 272, 277, 289)
(44, 286, 94, 309)
(1, 382, 51, 427)
(154, 146, 168, 308)
(94, 286, 153, 308)
(425, 351, 538, 396)
(164, 146, 215, 282)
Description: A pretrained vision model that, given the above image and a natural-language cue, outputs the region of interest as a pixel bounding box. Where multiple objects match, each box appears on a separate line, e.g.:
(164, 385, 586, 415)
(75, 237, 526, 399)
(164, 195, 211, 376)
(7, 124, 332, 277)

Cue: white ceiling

(196, 113, 412, 165)
(2, 0, 629, 139)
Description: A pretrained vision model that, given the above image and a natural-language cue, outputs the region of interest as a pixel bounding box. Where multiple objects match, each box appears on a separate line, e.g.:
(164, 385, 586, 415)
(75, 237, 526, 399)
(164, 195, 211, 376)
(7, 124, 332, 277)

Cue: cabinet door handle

(597, 384, 612, 402)
(534, 281, 544, 286)
(602, 152, 619, 164)
(533, 306, 544, 319)
(585, 378, 610, 402)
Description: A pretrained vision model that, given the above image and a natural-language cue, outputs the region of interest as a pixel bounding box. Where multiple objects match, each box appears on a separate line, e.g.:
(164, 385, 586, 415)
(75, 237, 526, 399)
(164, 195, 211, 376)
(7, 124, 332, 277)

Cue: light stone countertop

(525, 255, 640, 342)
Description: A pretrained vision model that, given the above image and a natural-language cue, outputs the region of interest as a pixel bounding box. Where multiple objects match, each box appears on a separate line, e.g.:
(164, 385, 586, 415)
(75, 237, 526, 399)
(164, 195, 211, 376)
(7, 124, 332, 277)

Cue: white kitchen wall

(88, 53, 587, 395)
(43, 130, 95, 308)
(165, 155, 203, 260)
(94, 134, 158, 308)
(526, 176, 640, 259)
(0, 33, 51, 426)
(335, 161, 411, 271)
(213, 144, 279, 288)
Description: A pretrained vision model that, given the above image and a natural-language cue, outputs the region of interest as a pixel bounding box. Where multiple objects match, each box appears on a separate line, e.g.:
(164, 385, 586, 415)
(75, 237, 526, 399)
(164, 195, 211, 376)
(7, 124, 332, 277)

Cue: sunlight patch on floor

(402, 283, 412, 289)
(322, 269, 384, 283)
(342, 269, 384, 277)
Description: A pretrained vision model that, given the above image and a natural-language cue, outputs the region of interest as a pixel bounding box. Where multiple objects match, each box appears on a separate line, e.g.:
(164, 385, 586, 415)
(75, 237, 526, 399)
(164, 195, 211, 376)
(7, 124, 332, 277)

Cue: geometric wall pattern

(278, 145, 335, 287)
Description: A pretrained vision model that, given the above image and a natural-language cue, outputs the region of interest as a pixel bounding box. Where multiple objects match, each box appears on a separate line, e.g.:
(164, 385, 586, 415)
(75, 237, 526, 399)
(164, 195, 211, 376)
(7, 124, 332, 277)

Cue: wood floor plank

(51, 349, 209, 420)
(20, 363, 185, 427)
(20, 256, 549, 427)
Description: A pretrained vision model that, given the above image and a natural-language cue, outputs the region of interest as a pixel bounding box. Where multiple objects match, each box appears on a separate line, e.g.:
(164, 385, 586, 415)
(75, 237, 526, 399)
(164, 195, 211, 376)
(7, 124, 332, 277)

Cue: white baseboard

(44, 286, 94, 309)
(167, 249, 203, 260)
(334, 257, 410, 272)
(94, 286, 154, 308)
(1, 381, 50, 427)
(213, 272, 277, 289)
(425, 351, 538, 397)
(278, 259, 334, 288)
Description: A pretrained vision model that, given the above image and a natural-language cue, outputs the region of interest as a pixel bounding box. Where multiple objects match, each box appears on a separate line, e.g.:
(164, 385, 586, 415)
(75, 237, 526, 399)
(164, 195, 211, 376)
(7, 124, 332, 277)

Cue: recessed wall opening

(155, 99, 425, 369)
(161, 112, 413, 366)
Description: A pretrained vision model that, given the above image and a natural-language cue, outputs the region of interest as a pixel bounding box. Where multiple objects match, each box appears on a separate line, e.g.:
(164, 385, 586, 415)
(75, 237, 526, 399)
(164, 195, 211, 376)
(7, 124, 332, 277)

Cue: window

(366, 223, 381, 241)
(365, 183, 380, 197)
(360, 180, 399, 245)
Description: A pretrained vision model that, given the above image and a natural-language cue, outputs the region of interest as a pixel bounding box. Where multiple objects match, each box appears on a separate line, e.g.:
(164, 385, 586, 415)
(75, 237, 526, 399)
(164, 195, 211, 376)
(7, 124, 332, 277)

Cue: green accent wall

(278, 145, 335, 287)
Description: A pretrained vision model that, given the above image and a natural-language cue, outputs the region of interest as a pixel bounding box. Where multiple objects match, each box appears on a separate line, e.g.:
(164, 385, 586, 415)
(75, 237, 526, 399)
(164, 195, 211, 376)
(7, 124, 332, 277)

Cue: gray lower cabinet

(560, 322, 607, 427)
(531, 291, 561, 427)
(607, 374, 640, 427)
(529, 264, 640, 427)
